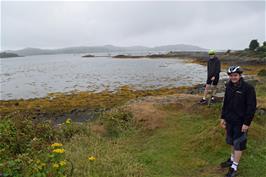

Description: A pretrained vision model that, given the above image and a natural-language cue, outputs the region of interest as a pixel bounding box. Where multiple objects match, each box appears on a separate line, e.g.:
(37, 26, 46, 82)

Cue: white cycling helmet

(227, 66, 243, 75)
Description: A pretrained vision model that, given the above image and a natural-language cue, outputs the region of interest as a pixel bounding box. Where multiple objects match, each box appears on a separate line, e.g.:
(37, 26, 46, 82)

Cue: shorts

(206, 75, 219, 85)
(226, 123, 247, 151)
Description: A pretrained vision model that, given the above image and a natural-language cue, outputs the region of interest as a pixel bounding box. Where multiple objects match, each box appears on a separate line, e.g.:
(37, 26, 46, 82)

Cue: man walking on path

(200, 49, 221, 104)
(220, 66, 257, 177)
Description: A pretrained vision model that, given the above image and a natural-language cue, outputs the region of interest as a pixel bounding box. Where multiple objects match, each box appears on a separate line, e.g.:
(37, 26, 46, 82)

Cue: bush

(257, 46, 266, 52)
(60, 118, 84, 139)
(249, 39, 259, 51)
(99, 108, 134, 137)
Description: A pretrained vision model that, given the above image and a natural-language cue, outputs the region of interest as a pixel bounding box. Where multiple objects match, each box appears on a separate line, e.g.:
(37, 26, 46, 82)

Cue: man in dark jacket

(220, 66, 257, 177)
(200, 49, 221, 104)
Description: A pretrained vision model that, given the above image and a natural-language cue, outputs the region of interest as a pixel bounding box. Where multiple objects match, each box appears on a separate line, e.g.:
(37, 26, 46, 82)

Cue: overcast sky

(1, 1, 265, 50)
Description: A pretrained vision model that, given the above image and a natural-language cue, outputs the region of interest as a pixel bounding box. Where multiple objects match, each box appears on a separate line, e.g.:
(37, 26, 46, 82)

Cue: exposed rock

(52, 108, 104, 124)
(257, 108, 266, 116)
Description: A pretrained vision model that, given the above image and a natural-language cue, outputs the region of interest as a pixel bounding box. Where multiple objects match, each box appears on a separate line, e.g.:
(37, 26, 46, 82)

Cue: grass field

(63, 89, 266, 177)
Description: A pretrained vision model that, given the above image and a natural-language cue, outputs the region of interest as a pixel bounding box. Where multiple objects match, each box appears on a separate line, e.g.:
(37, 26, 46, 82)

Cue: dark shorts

(206, 75, 219, 85)
(226, 123, 247, 151)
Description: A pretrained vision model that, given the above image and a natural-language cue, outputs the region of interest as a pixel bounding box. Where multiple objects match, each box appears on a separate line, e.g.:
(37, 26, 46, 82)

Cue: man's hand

(241, 124, 249, 132)
(220, 119, 226, 129)
(211, 76, 215, 81)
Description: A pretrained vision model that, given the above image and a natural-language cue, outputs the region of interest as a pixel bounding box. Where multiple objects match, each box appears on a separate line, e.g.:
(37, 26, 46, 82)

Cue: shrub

(249, 39, 259, 51)
(99, 108, 134, 137)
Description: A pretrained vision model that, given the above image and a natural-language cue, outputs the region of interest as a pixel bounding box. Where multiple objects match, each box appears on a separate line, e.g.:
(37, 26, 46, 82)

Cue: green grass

(62, 78, 266, 177)
(63, 100, 266, 177)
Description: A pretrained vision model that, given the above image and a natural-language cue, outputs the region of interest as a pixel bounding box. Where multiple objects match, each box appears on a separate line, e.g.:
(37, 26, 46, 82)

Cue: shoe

(199, 98, 207, 104)
(220, 158, 233, 168)
(225, 167, 237, 177)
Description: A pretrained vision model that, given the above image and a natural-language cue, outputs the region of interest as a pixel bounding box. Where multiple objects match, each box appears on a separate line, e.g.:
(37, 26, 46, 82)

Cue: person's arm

(207, 60, 210, 77)
(215, 59, 221, 76)
(243, 86, 257, 126)
(221, 85, 228, 119)
(220, 85, 228, 128)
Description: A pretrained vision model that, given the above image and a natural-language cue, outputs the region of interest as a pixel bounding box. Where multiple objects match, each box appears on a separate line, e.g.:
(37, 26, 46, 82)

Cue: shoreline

(113, 51, 266, 64)
(0, 75, 259, 125)
(0, 55, 264, 125)
(113, 51, 266, 75)
(0, 85, 197, 121)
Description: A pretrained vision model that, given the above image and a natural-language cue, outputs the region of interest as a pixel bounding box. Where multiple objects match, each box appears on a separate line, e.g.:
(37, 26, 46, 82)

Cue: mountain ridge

(3, 44, 207, 56)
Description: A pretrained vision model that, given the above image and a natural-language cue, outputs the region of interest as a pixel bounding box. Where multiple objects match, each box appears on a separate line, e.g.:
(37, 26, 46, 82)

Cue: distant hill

(3, 44, 207, 56)
(152, 44, 205, 52)
(0, 52, 22, 58)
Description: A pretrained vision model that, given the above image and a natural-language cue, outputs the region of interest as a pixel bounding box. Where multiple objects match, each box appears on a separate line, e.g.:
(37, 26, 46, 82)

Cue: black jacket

(221, 78, 257, 126)
(207, 57, 221, 78)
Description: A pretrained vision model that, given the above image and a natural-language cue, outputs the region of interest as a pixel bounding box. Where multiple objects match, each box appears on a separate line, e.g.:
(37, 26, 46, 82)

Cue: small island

(0, 52, 22, 58)
(112, 55, 144, 58)
(82, 54, 95, 57)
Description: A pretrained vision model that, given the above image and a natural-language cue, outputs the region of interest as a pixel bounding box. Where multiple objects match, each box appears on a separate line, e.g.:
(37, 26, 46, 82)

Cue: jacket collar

(209, 56, 217, 60)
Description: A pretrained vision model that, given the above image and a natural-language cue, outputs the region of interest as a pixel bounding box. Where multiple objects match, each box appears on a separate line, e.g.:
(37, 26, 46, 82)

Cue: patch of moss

(0, 86, 192, 121)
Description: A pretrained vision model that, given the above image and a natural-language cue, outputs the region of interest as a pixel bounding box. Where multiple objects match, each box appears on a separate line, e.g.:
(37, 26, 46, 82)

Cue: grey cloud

(1, 1, 265, 50)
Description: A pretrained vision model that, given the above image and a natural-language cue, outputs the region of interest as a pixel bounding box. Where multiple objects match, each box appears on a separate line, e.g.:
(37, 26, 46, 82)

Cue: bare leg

(203, 84, 210, 99)
(234, 150, 243, 163)
(231, 146, 234, 161)
(211, 85, 217, 97)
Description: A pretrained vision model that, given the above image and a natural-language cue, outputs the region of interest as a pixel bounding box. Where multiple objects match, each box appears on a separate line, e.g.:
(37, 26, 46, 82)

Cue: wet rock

(257, 108, 266, 115)
(52, 108, 105, 124)
(215, 92, 225, 98)
(189, 84, 205, 94)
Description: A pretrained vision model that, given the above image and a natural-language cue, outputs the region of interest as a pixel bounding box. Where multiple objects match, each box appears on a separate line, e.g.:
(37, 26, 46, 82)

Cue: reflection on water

(1, 54, 208, 100)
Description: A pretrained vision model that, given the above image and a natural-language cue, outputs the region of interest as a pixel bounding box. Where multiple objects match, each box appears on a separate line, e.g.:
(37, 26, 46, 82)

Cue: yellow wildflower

(65, 118, 72, 124)
(51, 143, 63, 147)
(88, 156, 96, 161)
(59, 160, 67, 166)
(52, 148, 65, 154)
(53, 163, 59, 168)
